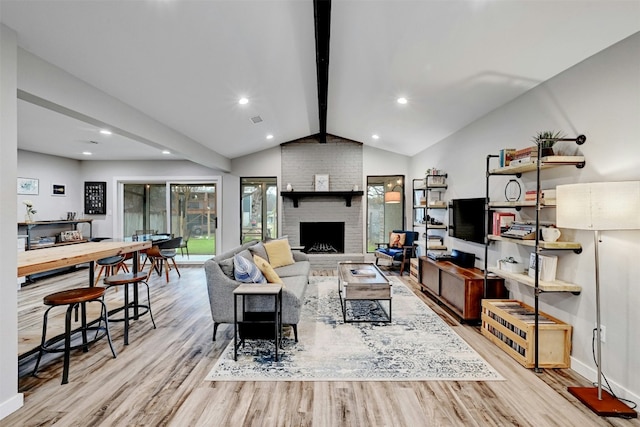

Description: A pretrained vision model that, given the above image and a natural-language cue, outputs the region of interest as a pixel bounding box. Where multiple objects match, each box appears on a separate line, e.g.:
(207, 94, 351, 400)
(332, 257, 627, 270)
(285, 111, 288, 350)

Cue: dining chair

(146, 237, 182, 282)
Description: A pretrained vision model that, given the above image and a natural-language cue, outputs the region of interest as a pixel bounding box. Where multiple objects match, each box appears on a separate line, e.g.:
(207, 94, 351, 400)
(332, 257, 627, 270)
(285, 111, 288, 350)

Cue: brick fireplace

(281, 135, 365, 268)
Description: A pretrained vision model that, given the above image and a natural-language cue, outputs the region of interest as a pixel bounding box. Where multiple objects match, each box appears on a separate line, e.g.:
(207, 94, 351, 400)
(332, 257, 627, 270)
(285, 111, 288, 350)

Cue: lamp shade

(384, 191, 402, 204)
(556, 181, 640, 231)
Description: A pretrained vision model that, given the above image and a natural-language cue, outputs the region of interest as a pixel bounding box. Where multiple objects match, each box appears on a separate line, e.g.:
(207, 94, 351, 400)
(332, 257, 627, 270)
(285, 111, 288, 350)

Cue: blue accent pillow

(233, 254, 266, 283)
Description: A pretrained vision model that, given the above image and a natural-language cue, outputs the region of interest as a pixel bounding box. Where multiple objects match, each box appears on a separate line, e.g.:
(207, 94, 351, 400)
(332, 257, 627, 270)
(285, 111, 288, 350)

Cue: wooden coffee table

(337, 262, 392, 323)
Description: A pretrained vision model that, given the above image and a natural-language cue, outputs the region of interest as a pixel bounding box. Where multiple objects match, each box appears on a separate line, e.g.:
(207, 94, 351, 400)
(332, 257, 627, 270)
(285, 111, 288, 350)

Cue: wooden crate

(481, 299, 572, 369)
(409, 258, 419, 283)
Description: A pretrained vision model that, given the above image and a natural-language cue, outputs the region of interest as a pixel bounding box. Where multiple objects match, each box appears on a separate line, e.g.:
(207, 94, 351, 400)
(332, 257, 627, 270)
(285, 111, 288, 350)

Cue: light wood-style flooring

(3, 265, 638, 426)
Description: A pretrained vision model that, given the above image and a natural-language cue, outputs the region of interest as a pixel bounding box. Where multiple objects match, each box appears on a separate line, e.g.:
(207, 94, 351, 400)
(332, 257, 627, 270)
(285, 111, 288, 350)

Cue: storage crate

(481, 299, 572, 369)
(409, 258, 419, 283)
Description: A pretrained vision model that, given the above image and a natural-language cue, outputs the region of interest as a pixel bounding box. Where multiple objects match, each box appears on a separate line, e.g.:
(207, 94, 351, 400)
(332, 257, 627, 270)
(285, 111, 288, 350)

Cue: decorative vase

(286, 183, 293, 191)
(25, 212, 33, 223)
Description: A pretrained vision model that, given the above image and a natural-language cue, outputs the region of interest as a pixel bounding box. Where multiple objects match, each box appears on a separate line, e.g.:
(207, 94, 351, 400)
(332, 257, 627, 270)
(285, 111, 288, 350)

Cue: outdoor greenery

(185, 236, 215, 255)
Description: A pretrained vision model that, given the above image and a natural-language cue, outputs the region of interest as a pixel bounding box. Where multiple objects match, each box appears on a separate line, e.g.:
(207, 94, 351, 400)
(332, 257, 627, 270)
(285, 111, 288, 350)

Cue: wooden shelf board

(487, 267, 581, 293)
(488, 200, 556, 208)
(427, 205, 447, 210)
(426, 244, 447, 250)
(489, 156, 585, 175)
(426, 185, 447, 190)
(426, 224, 447, 229)
(488, 234, 581, 250)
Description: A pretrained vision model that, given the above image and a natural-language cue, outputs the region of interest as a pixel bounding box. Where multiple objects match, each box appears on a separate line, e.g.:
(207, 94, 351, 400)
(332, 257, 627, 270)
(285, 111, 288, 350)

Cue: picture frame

(52, 184, 66, 196)
(84, 181, 107, 215)
(17, 177, 39, 195)
(314, 174, 329, 191)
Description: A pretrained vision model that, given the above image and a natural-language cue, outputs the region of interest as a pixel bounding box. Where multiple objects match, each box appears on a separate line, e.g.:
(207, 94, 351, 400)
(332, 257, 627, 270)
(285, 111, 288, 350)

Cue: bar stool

(33, 287, 116, 385)
(103, 272, 156, 345)
(94, 255, 129, 286)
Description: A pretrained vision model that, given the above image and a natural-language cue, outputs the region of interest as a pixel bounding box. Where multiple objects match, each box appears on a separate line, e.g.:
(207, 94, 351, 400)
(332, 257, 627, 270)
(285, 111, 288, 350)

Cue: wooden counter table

(18, 240, 152, 283)
(17, 240, 153, 359)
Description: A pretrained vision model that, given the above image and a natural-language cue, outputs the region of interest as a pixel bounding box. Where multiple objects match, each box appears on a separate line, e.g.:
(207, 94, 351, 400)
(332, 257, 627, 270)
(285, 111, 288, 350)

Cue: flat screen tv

(448, 197, 488, 245)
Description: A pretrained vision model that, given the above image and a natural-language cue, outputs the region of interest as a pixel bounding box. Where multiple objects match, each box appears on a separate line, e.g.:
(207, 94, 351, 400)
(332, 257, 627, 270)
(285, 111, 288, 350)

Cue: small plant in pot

(532, 130, 566, 157)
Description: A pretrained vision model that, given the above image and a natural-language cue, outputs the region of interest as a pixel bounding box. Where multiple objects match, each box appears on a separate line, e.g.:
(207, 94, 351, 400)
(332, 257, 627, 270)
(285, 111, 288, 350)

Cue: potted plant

(532, 130, 565, 157)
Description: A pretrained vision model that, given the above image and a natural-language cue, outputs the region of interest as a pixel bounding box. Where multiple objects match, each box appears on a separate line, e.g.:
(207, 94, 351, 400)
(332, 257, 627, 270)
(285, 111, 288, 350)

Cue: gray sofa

(203, 240, 310, 342)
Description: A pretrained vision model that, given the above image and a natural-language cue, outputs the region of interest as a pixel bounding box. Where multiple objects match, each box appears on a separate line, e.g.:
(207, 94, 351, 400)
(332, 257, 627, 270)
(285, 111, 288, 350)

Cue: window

(366, 175, 405, 252)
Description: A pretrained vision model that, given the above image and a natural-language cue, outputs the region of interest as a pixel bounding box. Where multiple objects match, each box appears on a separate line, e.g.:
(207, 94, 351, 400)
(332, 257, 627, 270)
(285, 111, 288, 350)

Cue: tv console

(419, 256, 507, 323)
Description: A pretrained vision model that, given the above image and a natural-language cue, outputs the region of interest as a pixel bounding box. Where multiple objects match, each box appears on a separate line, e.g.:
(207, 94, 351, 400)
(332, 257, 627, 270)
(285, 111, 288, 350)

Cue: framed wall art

(17, 177, 39, 195)
(52, 184, 66, 196)
(84, 181, 107, 215)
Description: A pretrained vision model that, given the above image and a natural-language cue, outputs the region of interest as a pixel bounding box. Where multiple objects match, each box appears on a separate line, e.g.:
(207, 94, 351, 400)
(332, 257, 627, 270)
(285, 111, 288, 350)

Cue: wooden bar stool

(103, 272, 156, 345)
(33, 287, 117, 385)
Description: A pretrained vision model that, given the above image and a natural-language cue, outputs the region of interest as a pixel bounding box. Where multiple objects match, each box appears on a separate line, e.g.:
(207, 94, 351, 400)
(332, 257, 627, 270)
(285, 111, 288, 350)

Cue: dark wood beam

(313, 0, 331, 143)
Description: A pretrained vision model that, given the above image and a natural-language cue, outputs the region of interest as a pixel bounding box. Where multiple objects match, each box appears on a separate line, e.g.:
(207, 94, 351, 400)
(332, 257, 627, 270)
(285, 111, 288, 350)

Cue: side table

(233, 284, 282, 361)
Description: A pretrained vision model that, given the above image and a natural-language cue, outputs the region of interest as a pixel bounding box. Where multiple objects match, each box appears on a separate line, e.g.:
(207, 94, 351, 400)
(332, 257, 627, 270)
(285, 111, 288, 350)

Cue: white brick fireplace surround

(281, 136, 365, 269)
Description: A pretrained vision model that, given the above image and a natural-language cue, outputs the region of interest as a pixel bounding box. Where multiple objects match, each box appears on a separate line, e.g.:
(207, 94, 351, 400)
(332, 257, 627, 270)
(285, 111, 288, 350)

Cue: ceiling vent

(250, 116, 263, 124)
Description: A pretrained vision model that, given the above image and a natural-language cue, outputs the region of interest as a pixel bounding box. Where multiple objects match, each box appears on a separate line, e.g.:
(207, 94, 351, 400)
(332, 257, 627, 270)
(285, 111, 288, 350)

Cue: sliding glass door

(241, 177, 277, 243)
(170, 183, 217, 254)
(123, 181, 218, 256)
(123, 184, 167, 236)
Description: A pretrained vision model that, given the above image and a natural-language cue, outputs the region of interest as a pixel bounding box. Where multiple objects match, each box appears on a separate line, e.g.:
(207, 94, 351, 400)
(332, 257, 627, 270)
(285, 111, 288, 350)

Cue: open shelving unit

(483, 134, 586, 371)
(413, 175, 448, 253)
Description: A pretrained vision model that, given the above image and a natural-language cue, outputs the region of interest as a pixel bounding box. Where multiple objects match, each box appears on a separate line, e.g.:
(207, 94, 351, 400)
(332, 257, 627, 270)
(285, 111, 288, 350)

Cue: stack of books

(499, 148, 516, 167)
(524, 188, 556, 205)
(509, 146, 538, 166)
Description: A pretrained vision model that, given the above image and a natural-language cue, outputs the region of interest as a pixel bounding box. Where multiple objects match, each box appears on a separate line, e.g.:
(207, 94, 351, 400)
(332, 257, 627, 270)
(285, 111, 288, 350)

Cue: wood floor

(3, 265, 638, 426)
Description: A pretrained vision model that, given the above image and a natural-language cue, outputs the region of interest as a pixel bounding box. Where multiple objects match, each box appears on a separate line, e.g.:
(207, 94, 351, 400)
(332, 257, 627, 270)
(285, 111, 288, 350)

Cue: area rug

(206, 276, 503, 381)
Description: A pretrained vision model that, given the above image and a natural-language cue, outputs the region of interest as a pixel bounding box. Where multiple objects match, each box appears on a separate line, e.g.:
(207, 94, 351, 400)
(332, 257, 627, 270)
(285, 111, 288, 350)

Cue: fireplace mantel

(280, 191, 364, 208)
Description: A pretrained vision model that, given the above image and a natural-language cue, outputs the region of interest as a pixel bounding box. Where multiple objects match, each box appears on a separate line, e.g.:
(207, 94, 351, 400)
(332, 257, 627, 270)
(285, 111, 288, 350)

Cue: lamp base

(568, 387, 637, 418)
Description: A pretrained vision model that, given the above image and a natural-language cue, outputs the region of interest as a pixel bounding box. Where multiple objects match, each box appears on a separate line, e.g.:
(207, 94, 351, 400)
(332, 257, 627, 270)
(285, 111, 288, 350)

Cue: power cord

(590, 327, 638, 416)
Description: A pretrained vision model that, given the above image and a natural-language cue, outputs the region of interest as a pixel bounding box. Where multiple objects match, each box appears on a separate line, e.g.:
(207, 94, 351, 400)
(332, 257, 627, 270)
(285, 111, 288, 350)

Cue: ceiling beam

(313, 0, 331, 144)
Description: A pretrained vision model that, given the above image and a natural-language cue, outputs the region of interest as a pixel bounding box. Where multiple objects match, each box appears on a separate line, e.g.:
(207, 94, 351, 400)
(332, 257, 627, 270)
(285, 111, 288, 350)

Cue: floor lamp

(556, 181, 640, 418)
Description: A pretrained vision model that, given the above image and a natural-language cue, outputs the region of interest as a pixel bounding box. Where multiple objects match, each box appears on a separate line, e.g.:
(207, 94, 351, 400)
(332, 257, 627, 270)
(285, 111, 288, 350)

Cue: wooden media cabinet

(419, 256, 507, 322)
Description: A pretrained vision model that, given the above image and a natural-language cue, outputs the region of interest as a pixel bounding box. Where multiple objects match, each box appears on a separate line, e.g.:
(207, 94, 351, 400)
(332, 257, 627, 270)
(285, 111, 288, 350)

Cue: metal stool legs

(33, 296, 116, 385)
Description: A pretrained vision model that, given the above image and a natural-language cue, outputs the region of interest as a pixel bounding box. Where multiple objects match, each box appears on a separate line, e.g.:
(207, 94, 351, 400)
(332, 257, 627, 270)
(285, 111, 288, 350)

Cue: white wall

(17, 151, 83, 222)
(0, 24, 23, 421)
(410, 33, 640, 402)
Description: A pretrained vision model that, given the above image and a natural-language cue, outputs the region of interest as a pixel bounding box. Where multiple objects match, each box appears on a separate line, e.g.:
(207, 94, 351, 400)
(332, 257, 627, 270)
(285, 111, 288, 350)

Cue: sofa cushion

(253, 255, 283, 284)
(237, 249, 254, 262)
(264, 238, 295, 268)
(233, 254, 266, 283)
(218, 257, 235, 279)
(248, 241, 269, 262)
(274, 260, 311, 278)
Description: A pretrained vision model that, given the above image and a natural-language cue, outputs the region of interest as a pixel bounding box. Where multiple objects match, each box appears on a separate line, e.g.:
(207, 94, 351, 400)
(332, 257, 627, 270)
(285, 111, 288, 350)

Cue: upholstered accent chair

(374, 230, 419, 275)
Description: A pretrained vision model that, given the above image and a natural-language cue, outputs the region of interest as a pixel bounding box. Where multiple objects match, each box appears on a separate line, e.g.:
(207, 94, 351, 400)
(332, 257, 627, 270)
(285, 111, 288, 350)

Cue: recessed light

(396, 97, 407, 105)
(238, 97, 249, 105)
(82, 151, 92, 156)
(372, 134, 380, 140)
(99, 129, 112, 135)
(266, 134, 274, 140)
(162, 150, 171, 155)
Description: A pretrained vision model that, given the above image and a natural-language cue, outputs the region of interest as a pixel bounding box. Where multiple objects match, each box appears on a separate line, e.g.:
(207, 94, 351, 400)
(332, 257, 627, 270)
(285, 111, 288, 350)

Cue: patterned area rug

(206, 277, 503, 381)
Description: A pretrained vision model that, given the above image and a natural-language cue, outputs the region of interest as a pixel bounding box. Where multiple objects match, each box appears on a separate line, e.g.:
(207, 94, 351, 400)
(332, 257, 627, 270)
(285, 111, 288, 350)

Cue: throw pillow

(253, 255, 283, 284)
(389, 232, 406, 248)
(233, 254, 266, 283)
(248, 241, 269, 262)
(264, 238, 295, 268)
(218, 258, 235, 279)
(237, 249, 253, 262)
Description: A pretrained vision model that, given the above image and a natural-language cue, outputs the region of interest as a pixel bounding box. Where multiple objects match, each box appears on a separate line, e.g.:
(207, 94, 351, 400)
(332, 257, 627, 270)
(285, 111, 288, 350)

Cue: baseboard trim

(0, 392, 23, 421)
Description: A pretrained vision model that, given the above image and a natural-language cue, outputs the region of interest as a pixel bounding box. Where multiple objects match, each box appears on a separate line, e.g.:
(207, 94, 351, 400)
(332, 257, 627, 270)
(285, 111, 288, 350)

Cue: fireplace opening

(300, 222, 345, 254)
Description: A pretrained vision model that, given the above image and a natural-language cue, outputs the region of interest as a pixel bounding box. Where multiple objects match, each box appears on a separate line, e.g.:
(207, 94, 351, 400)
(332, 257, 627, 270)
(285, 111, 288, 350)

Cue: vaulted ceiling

(2, 0, 639, 164)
